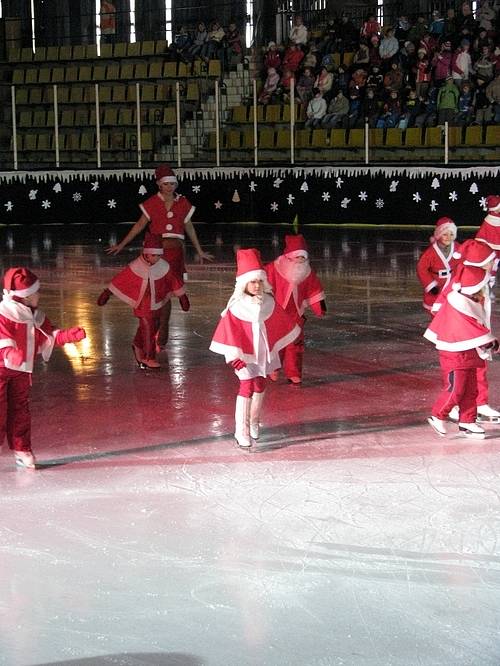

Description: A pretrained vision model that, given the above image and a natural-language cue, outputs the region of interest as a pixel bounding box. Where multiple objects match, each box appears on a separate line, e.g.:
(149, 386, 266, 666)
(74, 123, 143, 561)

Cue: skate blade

(477, 415, 500, 423)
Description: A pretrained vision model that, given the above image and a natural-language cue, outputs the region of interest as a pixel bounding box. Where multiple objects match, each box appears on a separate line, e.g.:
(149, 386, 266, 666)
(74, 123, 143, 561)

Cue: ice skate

(15, 451, 37, 469)
(476, 404, 500, 422)
(132, 344, 147, 369)
(459, 422, 486, 439)
(448, 406, 459, 422)
(268, 370, 279, 382)
(235, 395, 252, 448)
(427, 415, 447, 437)
(288, 376, 302, 385)
(143, 358, 161, 369)
(249, 392, 265, 440)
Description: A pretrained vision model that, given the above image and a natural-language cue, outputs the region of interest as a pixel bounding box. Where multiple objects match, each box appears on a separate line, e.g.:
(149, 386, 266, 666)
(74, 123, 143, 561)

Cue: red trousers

(281, 319, 305, 379)
(433, 368, 478, 423)
(238, 376, 266, 397)
(440, 363, 489, 405)
(133, 313, 161, 360)
(0, 368, 32, 452)
(157, 245, 184, 346)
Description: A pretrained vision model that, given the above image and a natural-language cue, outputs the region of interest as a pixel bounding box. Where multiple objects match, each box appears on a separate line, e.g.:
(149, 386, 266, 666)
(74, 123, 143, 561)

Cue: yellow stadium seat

(369, 128, 384, 147)
(33, 46, 47, 62)
(127, 42, 141, 57)
(65, 66, 78, 83)
(464, 125, 483, 145)
(112, 85, 126, 103)
(385, 128, 403, 147)
(226, 130, 241, 149)
(72, 45, 86, 59)
(18, 111, 32, 127)
(75, 109, 89, 125)
(135, 63, 148, 79)
(20, 47, 33, 62)
(126, 84, 137, 101)
(83, 85, 96, 103)
(148, 62, 163, 79)
(16, 88, 29, 104)
(86, 45, 98, 59)
(265, 104, 281, 123)
(276, 129, 291, 149)
(12, 69, 24, 84)
(56, 86, 69, 103)
(28, 88, 42, 104)
(141, 41, 156, 56)
(186, 82, 200, 102)
(232, 106, 248, 123)
(78, 65, 92, 82)
(329, 129, 347, 147)
(113, 43, 127, 58)
(155, 40, 168, 55)
(93, 65, 106, 81)
(311, 129, 329, 148)
(348, 128, 364, 147)
(99, 43, 113, 58)
(52, 68, 65, 83)
(425, 126, 443, 147)
(103, 108, 118, 126)
(208, 60, 221, 78)
(25, 68, 38, 84)
(58, 45, 72, 60)
(81, 132, 95, 151)
(342, 52, 354, 66)
(141, 131, 153, 150)
(47, 109, 55, 126)
(24, 133, 38, 151)
(485, 125, 500, 146)
(177, 62, 190, 78)
(404, 127, 422, 147)
(61, 109, 75, 126)
(258, 128, 275, 149)
(163, 107, 177, 125)
(8, 48, 21, 62)
(447, 126, 463, 147)
(120, 63, 134, 79)
(163, 62, 177, 78)
(46, 46, 59, 60)
(69, 86, 84, 103)
(37, 133, 52, 151)
(118, 108, 134, 125)
(241, 129, 255, 149)
(106, 63, 120, 80)
(141, 83, 156, 102)
(38, 67, 52, 84)
(295, 129, 311, 148)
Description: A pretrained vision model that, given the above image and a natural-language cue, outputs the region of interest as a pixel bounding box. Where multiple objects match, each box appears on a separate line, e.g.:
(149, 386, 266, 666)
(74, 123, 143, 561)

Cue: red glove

(230, 359, 246, 370)
(56, 327, 86, 345)
(178, 294, 190, 312)
(311, 299, 327, 317)
(97, 288, 112, 306)
(5, 347, 23, 366)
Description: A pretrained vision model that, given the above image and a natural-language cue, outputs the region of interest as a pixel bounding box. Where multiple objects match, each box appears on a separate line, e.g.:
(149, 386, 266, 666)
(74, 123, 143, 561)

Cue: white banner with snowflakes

(0, 166, 498, 226)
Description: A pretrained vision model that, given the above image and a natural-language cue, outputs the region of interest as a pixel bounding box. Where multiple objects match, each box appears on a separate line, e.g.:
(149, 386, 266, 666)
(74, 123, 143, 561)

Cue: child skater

(209, 249, 300, 448)
(97, 234, 189, 369)
(265, 234, 326, 384)
(416, 216, 462, 314)
(424, 260, 497, 440)
(0, 267, 86, 468)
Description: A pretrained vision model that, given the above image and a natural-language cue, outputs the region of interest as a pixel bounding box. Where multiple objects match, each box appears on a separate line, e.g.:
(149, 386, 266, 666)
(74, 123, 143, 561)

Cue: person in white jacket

(305, 88, 327, 127)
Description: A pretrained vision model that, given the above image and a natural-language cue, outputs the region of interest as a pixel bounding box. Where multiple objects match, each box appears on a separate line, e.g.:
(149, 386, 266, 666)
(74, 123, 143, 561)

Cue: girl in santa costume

(416, 216, 462, 314)
(98, 234, 189, 369)
(209, 249, 300, 448)
(424, 260, 498, 440)
(265, 234, 326, 384)
(475, 195, 500, 253)
(0, 267, 86, 468)
(107, 164, 213, 348)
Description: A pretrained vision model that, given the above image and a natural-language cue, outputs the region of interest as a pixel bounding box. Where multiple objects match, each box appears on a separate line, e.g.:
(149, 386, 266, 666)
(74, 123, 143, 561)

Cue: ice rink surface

(1, 225, 499, 666)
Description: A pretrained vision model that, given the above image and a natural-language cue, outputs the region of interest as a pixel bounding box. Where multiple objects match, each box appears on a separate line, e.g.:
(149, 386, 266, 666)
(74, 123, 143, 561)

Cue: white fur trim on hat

(158, 176, 178, 184)
(143, 248, 163, 255)
(3, 279, 40, 299)
(286, 250, 309, 259)
(235, 269, 267, 285)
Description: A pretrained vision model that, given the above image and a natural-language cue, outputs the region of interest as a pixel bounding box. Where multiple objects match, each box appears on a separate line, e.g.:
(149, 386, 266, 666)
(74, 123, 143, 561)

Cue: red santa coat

(475, 212, 500, 251)
(209, 293, 300, 379)
(0, 300, 60, 373)
(416, 241, 462, 311)
(265, 259, 325, 321)
(139, 193, 195, 240)
(424, 289, 495, 367)
(108, 255, 184, 316)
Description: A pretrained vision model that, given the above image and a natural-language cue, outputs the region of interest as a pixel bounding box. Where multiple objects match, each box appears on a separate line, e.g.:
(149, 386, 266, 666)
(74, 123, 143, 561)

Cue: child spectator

(383, 61, 404, 91)
(376, 89, 402, 128)
(343, 88, 363, 128)
(362, 87, 382, 127)
(201, 21, 225, 62)
(187, 22, 207, 61)
(225, 22, 242, 66)
(0, 267, 86, 468)
(263, 41, 281, 72)
(296, 67, 315, 105)
(97, 234, 189, 369)
(360, 14, 381, 41)
(415, 48, 431, 100)
(209, 249, 299, 448)
(265, 235, 326, 385)
(282, 43, 304, 73)
(473, 77, 493, 124)
(305, 89, 327, 127)
(456, 81, 474, 125)
(258, 67, 280, 104)
(314, 65, 334, 99)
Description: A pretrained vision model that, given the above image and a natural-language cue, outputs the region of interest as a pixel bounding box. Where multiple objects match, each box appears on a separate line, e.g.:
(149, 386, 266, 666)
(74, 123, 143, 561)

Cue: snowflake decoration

(413, 192, 421, 203)
(359, 191, 368, 201)
(273, 178, 283, 188)
(448, 191, 458, 201)
(469, 182, 478, 194)
(91, 181, 99, 191)
(192, 185, 201, 194)
(479, 196, 488, 210)
(249, 181, 257, 192)
(72, 192, 82, 202)
(53, 183, 62, 193)
(270, 202, 279, 212)
(375, 198, 384, 208)
(41, 200, 51, 209)
(138, 185, 148, 195)
(322, 192, 330, 202)
(430, 200, 439, 211)
(389, 180, 399, 192)
(4, 201, 13, 211)
(107, 199, 117, 209)
(340, 197, 351, 208)
(300, 181, 308, 192)
(214, 200, 223, 209)
(28, 189, 38, 200)
(431, 178, 440, 189)
(336, 177, 344, 188)
(287, 194, 295, 205)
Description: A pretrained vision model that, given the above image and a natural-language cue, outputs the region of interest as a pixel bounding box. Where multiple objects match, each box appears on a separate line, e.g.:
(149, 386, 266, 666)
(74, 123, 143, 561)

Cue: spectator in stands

(456, 81, 475, 125)
(226, 22, 243, 66)
(368, 34, 382, 68)
(278, 68, 294, 102)
(201, 21, 225, 62)
(473, 76, 494, 123)
(383, 61, 404, 91)
(168, 25, 191, 63)
(305, 88, 327, 127)
(376, 89, 402, 128)
(473, 28, 493, 53)
(352, 41, 370, 69)
(349, 68, 367, 95)
(317, 18, 337, 56)
(478, 0, 496, 33)
(258, 67, 280, 104)
(432, 40, 453, 87)
(314, 65, 334, 100)
(321, 88, 349, 128)
(335, 64, 350, 94)
(416, 48, 432, 100)
(187, 22, 208, 61)
(474, 45, 496, 82)
(400, 41, 417, 86)
(263, 41, 281, 72)
(343, 88, 363, 128)
(429, 10, 445, 38)
(303, 44, 319, 70)
(394, 15, 410, 48)
(360, 14, 381, 42)
(486, 74, 500, 123)
(296, 67, 315, 105)
(337, 13, 358, 53)
(366, 64, 384, 95)
(456, 2, 477, 35)
(418, 31, 437, 58)
(414, 86, 438, 127)
(407, 16, 428, 44)
(362, 87, 382, 127)
(437, 76, 459, 125)
(400, 89, 424, 128)
(443, 8, 457, 42)
(289, 15, 308, 47)
(100, 0, 116, 44)
(451, 39, 472, 88)
(282, 43, 304, 72)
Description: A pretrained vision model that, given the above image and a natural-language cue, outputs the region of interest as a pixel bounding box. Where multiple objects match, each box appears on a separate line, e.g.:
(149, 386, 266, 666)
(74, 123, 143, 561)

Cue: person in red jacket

(416, 216, 462, 314)
(265, 234, 326, 384)
(106, 164, 213, 348)
(424, 262, 497, 439)
(210, 249, 299, 448)
(98, 234, 189, 369)
(0, 267, 86, 468)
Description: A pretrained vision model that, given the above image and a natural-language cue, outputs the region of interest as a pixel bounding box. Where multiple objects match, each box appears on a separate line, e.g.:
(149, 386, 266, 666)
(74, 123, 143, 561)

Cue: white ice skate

(427, 416, 447, 437)
(234, 395, 252, 448)
(249, 392, 265, 440)
(15, 451, 37, 469)
(458, 422, 486, 439)
(476, 404, 500, 423)
(448, 406, 459, 422)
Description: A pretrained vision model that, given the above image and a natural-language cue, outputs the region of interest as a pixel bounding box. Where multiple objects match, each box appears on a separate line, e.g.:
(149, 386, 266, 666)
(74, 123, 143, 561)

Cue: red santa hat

(154, 164, 178, 185)
(452, 264, 490, 295)
(235, 248, 267, 285)
(143, 233, 164, 255)
(3, 267, 40, 299)
(430, 216, 457, 243)
(487, 195, 500, 214)
(283, 234, 309, 259)
(461, 239, 496, 267)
